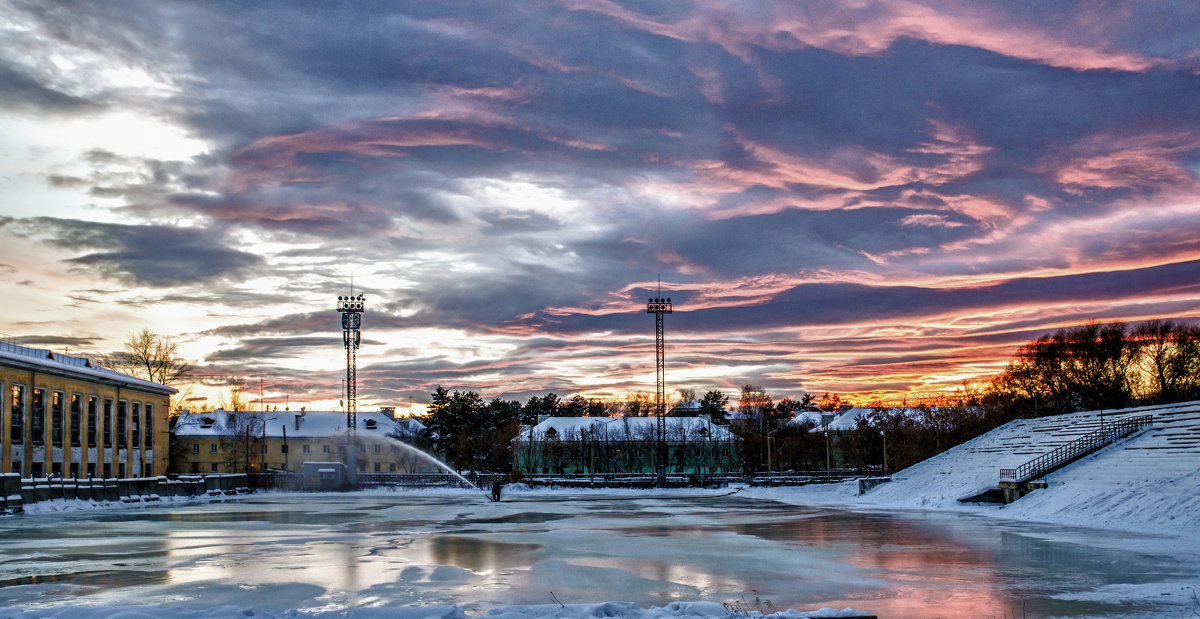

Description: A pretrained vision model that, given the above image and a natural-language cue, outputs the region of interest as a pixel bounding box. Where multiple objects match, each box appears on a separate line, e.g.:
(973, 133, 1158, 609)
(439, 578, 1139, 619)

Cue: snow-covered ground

(4, 402, 1199, 618)
(747, 401, 1200, 537)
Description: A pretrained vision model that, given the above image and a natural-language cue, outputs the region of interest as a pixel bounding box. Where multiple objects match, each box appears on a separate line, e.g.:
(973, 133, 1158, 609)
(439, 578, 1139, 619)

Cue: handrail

(1000, 415, 1152, 484)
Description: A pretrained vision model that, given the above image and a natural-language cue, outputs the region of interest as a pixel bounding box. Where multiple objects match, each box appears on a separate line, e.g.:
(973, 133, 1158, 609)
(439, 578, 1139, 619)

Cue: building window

(102, 463, 111, 478)
(10, 385, 24, 443)
(373, 444, 380, 453)
(116, 401, 127, 448)
(70, 394, 82, 446)
(69, 463, 80, 479)
(209, 462, 218, 473)
(51, 462, 62, 477)
(322, 444, 330, 453)
(374, 462, 381, 472)
(86, 463, 95, 478)
(103, 399, 113, 447)
(87, 396, 97, 447)
(190, 462, 199, 474)
(144, 404, 154, 449)
(31, 388, 45, 445)
(302, 444, 310, 454)
(144, 464, 153, 477)
(11, 461, 19, 476)
(118, 463, 125, 478)
(389, 462, 396, 472)
(51, 391, 64, 447)
(210, 443, 217, 454)
(31, 462, 43, 478)
(131, 403, 141, 448)
(359, 444, 365, 453)
(191, 443, 199, 454)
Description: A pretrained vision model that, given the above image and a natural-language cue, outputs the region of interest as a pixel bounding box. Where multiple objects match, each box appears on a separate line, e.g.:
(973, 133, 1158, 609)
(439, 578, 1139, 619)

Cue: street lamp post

(880, 429, 887, 475)
(282, 424, 289, 475)
(244, 423, 250, 474)
(823, 429, 830, 474)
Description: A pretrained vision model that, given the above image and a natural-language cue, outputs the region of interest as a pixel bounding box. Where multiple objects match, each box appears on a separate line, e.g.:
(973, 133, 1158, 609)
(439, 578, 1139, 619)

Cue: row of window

(188, 442, 402, 455)
(4, 384, 155, 450)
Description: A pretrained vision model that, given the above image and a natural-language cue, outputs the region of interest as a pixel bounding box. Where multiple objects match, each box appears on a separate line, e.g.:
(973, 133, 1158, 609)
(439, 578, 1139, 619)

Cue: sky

(2, 1, 1200, 413)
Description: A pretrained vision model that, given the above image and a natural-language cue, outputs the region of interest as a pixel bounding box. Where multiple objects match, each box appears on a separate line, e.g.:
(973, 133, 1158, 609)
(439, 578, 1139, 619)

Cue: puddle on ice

(0, 491, 1196, 617)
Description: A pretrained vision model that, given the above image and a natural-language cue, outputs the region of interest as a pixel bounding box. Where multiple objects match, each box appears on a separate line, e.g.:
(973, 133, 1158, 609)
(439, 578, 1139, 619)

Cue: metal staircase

(998, 414, 1152, 502)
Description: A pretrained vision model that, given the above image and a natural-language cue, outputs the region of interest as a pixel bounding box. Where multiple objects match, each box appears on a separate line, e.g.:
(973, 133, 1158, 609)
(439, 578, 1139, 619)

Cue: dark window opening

(10, 385, 24, 443)
(87, 397, 97, 447)
(70, 393, 82, 447)
(31, 389, 45, 446)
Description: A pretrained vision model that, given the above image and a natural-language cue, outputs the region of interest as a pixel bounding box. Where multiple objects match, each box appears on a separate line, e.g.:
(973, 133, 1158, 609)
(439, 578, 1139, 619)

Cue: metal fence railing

(999, 415, 1152, 484)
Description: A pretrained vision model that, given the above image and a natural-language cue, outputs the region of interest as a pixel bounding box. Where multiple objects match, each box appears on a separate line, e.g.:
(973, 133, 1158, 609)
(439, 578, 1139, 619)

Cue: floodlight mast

(337, 294, 364, 435)
(646, 294, 672, 487)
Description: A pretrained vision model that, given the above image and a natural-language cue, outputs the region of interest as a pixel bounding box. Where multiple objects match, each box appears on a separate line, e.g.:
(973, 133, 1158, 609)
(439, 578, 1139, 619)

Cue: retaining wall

(1, 473, 250, 514)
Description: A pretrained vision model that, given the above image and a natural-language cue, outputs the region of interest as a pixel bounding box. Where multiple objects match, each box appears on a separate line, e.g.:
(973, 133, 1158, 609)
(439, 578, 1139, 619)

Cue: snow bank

(0, 602, 874, 618)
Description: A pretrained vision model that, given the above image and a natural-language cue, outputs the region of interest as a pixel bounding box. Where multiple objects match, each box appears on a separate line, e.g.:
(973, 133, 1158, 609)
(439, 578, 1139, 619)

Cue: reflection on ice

(0, 489, 1194, 617)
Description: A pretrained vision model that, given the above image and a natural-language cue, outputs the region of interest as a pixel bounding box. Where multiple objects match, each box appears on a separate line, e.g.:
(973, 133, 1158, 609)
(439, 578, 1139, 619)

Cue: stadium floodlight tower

(647, 293, 672, 487)
(338, 292, 364, 482)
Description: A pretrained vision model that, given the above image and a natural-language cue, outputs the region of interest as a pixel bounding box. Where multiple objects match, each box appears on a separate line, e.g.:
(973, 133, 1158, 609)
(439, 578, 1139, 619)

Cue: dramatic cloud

(1, 0, 1199, 408)
(3, 218, 263, 287)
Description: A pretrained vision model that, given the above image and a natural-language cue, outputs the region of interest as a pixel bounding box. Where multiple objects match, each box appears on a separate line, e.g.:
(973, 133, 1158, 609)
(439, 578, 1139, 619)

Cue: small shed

(302, 461, 348, 489)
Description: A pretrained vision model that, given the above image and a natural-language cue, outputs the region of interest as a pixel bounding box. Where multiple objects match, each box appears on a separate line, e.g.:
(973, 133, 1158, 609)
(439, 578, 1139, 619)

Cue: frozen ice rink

(1, 488, 1197, 617)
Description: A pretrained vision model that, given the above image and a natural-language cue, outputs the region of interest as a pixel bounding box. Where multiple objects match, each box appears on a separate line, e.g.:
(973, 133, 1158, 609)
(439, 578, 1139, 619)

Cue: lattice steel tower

(337, 293, 364, 433)
(647, 293, 672, 486)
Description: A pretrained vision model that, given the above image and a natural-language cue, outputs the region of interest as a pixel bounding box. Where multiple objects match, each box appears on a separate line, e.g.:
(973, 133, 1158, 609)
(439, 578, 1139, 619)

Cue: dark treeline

(417, 319, 1200, 475)
(841, 320, 1200, 472)
(419, 388, 651, 473)
(985, 319, 1200, 417)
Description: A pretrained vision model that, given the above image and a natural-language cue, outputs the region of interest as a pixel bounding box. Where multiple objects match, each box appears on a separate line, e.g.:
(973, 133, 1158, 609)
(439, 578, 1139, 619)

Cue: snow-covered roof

(518, 416, 734, 441)
(788, 411, 824, 428)
(0, 341, 176, 396)
(174, 409, 420, 439)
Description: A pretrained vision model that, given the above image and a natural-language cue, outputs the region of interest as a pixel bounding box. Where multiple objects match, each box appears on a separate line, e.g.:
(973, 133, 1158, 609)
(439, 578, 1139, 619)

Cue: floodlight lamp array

(337, 294, 365, 313)
(646, 297, 672, 313)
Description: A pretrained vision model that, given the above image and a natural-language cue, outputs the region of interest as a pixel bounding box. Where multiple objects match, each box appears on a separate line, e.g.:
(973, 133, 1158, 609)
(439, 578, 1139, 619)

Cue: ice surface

(1, 488, 1197, 617)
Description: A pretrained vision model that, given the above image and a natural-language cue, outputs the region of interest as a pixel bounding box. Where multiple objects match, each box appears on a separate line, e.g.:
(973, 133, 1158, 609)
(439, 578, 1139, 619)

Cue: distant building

(513, 416, 741, 475)
(0, 341, 176, 479)
(171, 408, 437, 476)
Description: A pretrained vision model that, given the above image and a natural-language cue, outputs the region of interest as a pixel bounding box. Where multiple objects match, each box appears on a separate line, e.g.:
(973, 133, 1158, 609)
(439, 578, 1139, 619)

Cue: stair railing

(999, 415, 1152, 484)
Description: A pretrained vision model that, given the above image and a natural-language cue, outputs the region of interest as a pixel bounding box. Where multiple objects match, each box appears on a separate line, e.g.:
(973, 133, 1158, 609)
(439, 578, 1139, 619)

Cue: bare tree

(220, 410, 263, 474)
(106, 329, 193, 385)
(218, 378, 249, 412)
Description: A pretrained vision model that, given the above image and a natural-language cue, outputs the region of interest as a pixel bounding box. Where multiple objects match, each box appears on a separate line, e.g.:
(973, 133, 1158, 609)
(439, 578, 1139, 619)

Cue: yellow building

(1, 341, 176, 479)
(172, 409, 439, 476)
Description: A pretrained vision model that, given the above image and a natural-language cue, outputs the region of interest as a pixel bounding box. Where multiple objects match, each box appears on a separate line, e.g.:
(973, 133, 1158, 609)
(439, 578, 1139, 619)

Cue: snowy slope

(755, 401, 1200, 536)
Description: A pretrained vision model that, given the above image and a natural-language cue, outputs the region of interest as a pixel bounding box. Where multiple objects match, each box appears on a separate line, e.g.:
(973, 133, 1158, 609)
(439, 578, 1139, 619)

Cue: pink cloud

(561, 0, 1167, 73)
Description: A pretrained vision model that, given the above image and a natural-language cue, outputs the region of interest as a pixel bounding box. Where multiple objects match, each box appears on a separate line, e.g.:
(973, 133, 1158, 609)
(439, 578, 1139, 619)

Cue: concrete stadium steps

(957, 403, 1200, 466)
(861, 400, 1200, 532)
